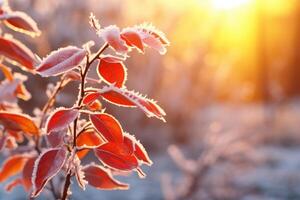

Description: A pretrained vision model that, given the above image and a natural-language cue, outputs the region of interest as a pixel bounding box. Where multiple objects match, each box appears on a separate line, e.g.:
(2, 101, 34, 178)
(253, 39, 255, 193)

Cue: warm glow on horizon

(212, 0, 251, 10)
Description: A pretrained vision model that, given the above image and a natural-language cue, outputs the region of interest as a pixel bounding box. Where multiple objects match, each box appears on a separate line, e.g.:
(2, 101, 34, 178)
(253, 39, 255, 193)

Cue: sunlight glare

(212, 0, 250, 10)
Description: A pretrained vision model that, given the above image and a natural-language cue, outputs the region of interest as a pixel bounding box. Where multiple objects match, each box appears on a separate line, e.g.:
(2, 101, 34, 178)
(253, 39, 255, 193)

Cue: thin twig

(61, 43, 108, 200)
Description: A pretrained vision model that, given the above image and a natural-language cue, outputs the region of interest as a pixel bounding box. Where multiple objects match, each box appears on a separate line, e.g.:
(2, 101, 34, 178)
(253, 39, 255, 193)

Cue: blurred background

(1, 0, 300, 199)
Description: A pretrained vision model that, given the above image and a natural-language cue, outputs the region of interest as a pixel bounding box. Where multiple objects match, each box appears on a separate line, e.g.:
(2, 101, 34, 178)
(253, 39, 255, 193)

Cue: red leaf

(46, 108, 79, 134)
(83, 92, 102, 105)
(0, 112, 39, 135)
(46, 130, 65, 147)
(121, 29, 144, 53)
(76, 129, 105, 159)
(36, 46, 86, 77)
(99, 25, 128, 54)
(0, 154, 29, 182)
(3, 11, 41, 37)
(0, 36, 36, 70)
(100, 86, 166, 121)
(32, 148, 67, 197)
(101, 90, 135, 107)
(5, 178, 23, 192)
(83, 164, 128, 190)
(94, 142, 138, 171)
(22, 157, 36, 191)
(124, 134, 152, 166)
(90, 113, 123, 143)
(97, 56, 127, 88)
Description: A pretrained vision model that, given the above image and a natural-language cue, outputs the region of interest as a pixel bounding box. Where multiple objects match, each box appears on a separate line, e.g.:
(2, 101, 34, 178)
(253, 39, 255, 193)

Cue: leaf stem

(61, 43, 108, 200)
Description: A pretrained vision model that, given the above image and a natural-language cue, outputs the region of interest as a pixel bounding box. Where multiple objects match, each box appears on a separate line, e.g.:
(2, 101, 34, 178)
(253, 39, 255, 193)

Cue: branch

(61, 43, 108, 200)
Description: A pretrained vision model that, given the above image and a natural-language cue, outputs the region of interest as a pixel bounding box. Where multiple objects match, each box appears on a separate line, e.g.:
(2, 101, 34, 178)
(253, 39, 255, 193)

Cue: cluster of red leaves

(0, 2, 169, 199)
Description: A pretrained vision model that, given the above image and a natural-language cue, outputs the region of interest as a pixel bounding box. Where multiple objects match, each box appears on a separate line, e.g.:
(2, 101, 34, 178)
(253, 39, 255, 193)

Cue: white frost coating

(82, 40, 95, 55)
(74, 156, 88, 190)
(0, 14, 9, 20)
(89, 13, 101, 31)
(31, 147, 67, 197)
(0, 80, 20, 103)
(0, 0, 9, 11)
(98, 25, 129, 55)
(134, 22, 170, 45)
(99, 84, 166, 122)
(36, 46, 87, 77)
(132, 23, 170, 55)
(66, 150, 88, 190)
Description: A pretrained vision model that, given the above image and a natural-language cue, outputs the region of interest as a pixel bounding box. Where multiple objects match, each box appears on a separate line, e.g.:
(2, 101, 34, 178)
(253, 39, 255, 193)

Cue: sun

(212, 0, 251, 10)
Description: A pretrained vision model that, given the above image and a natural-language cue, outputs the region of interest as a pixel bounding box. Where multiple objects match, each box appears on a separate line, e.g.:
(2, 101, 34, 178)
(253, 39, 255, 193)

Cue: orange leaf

(83, 164, 128, 190)
(76, 130, 105, 159)
(87, 100, 102, 111)
(0, 63, 31, 101)
(22, 157, 36, 191)
(36, 46, 86, 77)
(90, 113, 124, 143)
(14, 80, 31, 101)
(97, 56, 127, 88)
(5, 178, 23, 192)
(32, 148, 67, 197)
(0, 154, 29, 182)
(0, 63, 13, 81)
(0, 36, 36, 70)
(46, 108, 79, 134)
(0, 112, 39, 135)
(83, 92, 102, 105)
